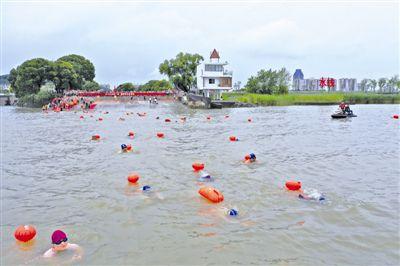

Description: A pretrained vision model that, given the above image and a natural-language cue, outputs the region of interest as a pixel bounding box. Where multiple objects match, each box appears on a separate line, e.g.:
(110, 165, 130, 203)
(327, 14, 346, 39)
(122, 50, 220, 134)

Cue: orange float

(198, 187, 224, 203)
(127, 144, 132, 151)
(157, 132, 164, 138)
(165, 118, 171, 122)
(248, 118, 252, 122)
(92, 134, 100, 140)
(285, 181, 302, 191)
(393, 115, 399, 119)
(127, 173, 140, 184)
(98, 117, 103, 121)
(206, 116, 211, 120)
(14, 225, 36, 242)
(79, 115, 84, 119)
(244, 154, 251, 160)
(229, 136, 238, 141)
(192, 162, 205, 172)
(128, 131, 135, 137)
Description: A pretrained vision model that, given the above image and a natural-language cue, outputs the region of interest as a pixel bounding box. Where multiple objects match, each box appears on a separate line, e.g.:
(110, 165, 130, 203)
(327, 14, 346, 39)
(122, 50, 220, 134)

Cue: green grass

(222, 92, 400, 106)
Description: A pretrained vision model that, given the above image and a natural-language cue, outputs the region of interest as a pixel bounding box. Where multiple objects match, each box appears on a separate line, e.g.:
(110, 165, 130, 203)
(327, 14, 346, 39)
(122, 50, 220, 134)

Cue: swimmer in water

(197, 171, 213, 182)
(244, 153, 256, 163)
(298, 189, 325, 201)
(43, 230, 83, 259)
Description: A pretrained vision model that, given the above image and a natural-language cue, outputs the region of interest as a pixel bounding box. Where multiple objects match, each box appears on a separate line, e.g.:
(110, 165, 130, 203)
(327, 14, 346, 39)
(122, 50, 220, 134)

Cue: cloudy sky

(1, 0, 398, 86)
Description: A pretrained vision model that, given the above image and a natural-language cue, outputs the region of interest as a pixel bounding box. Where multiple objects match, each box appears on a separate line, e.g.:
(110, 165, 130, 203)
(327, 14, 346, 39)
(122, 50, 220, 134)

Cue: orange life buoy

(157, 132, 164, 138)
(128, 131, 135, 137)
(127, 173, 139, 183)
(14, 225, 36, 242)
(127, 144, 132, 151)
(206, 116, 211, 120)
(98, 117, 103, 121)
(285, 181, 301, 191)
(92, 134, 100, 140)
(198, 187, 224, 203)
(244, 154, 251, 160)
(229, 136, 238, 141)
(80, 115, 84, 119)
(192, 162, 204, 171)
(393, 115, 399, 119)
(165, 118, 171, 122)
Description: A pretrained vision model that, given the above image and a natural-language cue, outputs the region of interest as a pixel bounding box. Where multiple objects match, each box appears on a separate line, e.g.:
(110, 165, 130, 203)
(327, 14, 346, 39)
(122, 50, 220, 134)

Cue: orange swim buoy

(128, 131, 135, 137)
(127, 173, 140, 184)
(393, 115, 399, 119)
(206, 116, 211, 120)
(229, 136, 238, 141)
(80, 115, 84, 119)
(244, 154, 251, 160)
(127, 144, 132, 151)
(92, 134, 100, 140)
(14, 225, 36, 242)
(248, 118, 252, 122)
(198, 187, 224, 203)
(192, 162, 205, 172)
(165, 118, 171, 122)
(157, 132, 164, 138)
(285, 181, 302, 191)
(98, 117, 103, 121)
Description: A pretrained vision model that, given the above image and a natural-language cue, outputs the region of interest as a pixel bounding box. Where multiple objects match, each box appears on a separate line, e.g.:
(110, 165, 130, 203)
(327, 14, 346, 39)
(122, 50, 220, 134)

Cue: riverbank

(222, 92, 400, 106)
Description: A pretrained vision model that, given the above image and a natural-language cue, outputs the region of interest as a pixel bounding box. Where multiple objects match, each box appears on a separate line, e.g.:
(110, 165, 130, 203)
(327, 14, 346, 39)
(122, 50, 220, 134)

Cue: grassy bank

(222, 92, 400, 106)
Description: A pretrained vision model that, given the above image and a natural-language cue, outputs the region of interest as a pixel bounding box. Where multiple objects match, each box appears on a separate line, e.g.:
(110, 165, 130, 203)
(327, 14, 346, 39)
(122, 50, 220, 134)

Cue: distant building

(293, 69, 304, 80)
(338, 78, 358, 92)
(196, 49, 233, 100)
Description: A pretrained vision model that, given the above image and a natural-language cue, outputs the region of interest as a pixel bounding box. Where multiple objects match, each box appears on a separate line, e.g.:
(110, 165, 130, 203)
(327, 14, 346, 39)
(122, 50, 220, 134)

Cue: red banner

(77, 91, 169, 97)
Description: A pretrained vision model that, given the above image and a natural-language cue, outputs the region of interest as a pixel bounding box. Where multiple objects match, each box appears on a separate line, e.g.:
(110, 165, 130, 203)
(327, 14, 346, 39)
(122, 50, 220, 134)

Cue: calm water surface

(1, 102, 400, 265)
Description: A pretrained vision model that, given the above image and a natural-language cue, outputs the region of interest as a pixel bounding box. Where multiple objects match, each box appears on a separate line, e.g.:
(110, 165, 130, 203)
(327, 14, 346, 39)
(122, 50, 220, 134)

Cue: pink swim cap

(51, 230, 67, 244)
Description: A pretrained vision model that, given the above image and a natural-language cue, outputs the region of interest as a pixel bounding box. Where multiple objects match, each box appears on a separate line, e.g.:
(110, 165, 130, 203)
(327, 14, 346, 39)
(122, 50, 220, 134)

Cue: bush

(82, 80, 100, 91)
(17, 90, 56, 108)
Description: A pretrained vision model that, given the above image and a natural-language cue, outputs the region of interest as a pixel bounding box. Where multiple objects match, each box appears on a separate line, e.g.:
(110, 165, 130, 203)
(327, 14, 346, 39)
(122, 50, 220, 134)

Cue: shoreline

(221, 92, 400, 106)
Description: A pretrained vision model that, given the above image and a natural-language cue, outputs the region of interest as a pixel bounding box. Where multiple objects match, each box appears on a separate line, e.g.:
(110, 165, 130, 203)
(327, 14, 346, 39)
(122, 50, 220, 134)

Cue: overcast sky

(1, 0, 398, 86)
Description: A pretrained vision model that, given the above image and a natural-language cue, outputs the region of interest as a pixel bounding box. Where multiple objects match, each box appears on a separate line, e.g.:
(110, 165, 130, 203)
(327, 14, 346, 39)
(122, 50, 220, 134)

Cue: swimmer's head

(228, 209, 238, 216)
(121, 144, 127, 150)
(142, 185, 151, 191)
(51, 230, 68, 251)
(249, 153, 256, 161)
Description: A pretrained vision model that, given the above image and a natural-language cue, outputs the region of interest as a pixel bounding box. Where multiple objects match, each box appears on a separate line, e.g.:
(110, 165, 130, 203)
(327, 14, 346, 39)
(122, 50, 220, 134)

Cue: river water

(1, 102, 399, 265)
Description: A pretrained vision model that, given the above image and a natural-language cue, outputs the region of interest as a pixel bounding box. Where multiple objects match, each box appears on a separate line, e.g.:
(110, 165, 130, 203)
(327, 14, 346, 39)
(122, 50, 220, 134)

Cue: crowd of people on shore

(42, 97, 96, 112)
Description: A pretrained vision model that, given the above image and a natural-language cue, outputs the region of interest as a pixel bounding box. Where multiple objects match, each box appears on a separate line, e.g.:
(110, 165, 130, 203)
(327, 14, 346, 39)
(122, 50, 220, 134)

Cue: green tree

(139, 79, 172, 91)
(388, 75, 399, 93)
(378, 78, 387, 93)
(48, 61, 79, 94)
(57, 54, 95, 89)
(360, 79, 369, 92)
(245, 68, 290, 95)
(368, 79, 377, 92)
(8, 58, 52, 97)
(82, 80, 100, 91)
(159, 52, 203, 92)
(116, 82, 136, 91)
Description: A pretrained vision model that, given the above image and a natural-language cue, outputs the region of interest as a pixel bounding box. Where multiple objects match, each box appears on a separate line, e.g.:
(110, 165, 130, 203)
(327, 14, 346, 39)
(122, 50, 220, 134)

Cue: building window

(205, 65, 223, 72)
(209, 79, 215, 84)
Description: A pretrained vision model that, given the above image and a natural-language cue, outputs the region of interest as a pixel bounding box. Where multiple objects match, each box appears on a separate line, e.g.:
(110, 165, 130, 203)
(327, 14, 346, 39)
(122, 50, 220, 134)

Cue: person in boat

(339, 102, 346, 113)
(43, 230, 83, 259)
(344, 104, 353, 115)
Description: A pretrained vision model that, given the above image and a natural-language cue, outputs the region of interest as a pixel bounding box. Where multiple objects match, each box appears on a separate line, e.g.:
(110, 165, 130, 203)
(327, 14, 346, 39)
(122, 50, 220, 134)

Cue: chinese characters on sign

(319, 77, 336, 89)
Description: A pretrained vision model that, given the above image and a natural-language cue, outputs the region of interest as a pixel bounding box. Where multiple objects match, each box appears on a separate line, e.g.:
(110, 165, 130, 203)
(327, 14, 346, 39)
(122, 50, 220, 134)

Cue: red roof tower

(210, 49, 220, 59)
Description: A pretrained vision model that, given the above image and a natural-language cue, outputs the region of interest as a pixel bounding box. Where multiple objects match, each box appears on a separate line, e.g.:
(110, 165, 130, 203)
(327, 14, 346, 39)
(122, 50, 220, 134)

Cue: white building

(338, 78, 358, 92)
(196, 49, 233, 100)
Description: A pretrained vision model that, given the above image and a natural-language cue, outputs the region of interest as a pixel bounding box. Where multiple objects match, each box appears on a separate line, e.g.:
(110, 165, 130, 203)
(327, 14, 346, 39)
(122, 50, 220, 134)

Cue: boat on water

(331, 109, 357, 119)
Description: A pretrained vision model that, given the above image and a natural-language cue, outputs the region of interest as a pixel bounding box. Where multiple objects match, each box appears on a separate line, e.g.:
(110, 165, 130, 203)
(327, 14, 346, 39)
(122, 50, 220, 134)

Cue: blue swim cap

(228, 209, 238, 216)
(121, 144, 127, 149)
(142, 185, 151, 191)
(250, 153, 256, 160)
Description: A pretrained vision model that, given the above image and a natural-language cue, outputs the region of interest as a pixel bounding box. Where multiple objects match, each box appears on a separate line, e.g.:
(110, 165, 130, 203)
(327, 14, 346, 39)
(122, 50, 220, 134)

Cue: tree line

(359, 76, 399, 93)
(8, 54, 97, 98)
